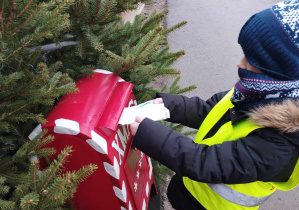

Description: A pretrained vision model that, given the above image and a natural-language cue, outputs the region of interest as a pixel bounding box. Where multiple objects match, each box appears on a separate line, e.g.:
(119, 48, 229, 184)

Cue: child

(130, 0, 299, 209)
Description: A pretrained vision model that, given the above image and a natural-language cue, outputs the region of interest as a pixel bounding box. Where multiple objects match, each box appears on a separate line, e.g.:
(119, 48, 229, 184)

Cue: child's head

(238, 0, 299, 81)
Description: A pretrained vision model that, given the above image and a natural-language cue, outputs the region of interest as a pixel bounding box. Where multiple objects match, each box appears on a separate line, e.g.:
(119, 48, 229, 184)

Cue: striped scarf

(231, 68, 299, 112)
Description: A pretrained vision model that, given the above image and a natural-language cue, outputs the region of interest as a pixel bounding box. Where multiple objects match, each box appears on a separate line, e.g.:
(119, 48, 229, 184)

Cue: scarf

(231, 68, 299, 112)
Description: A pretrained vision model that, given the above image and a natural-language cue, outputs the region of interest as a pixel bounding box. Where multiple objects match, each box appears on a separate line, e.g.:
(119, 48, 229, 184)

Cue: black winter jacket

(132, 91, 299, 184)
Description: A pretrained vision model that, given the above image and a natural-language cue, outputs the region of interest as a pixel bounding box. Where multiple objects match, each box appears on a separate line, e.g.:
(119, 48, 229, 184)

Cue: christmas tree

(0, 0, 196, 208)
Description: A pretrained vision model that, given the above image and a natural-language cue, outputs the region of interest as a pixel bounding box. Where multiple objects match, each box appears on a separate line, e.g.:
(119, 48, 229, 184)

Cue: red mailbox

(28, 69, 156, 210)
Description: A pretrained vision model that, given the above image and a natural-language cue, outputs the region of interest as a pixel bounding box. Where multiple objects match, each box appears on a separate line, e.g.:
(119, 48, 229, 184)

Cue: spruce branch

(98, 0, 114, 22)
(32, 160, 38, 194)
(10, 6, 40, 35)
(32, 148, 56, 159)
(3, 76, 42, 101)
(136, 29, 163, 62)
(0, 122, 10, 133)
(82, 26, 104, 52)
(15, 0, 34, 19)
(72, 6, 89, 24)
(152, 68, 180, 77)
(40, 16, 70, 34)
(103, 35, 128, 47)
(0, 176, 6, 184)
(0, 199, 15, 210)
(106, 57, 122, 71)
(90, 0, 102, 24)
(176, 85, 197, 95)
(20, 192, 39, 210)
(73, 163, 98, 184)
(48, 0, 74, 21)
(134, 67, 156, 84)
(0, 172, 28, 183)
(25, 131, 55, 157)
(81, 3, 92, 20)
(0, 177, 11, 205)
(77, 36, 84, 57)
(105, 50, 128, 64)
(141, 9, 168, 32)
(26, 47, 41, 66)
(0, 72, 23, 89)
(134, 26, 162, 60)
(5, 0, 16, 30)
(162, 21, 187, 35)
(9, 124, 22, 137)
(154, 50, 185, 62)
(117, 62, 133, 74)
(39, 146, 73, 193)
(0, 0, 6, 53)
(4, 33, 51, 62)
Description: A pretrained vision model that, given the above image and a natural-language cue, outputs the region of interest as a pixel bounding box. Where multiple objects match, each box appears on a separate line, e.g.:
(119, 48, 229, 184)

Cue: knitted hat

(238, 0, 299, 81)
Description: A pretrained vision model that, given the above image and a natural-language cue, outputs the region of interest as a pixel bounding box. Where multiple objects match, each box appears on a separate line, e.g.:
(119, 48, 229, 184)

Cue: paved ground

(165, 0, 299, 209)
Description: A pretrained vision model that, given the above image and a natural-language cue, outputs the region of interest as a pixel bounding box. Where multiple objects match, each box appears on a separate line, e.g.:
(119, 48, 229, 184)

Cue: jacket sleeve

(132, 118, 297, 184)
(156, 91, 228, 129)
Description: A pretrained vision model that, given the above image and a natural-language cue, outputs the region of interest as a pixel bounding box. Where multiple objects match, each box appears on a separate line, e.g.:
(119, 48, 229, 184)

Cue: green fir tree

(0, 0, 196, 208)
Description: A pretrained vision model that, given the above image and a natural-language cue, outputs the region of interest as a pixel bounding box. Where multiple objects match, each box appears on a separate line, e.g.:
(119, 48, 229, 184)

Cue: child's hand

(153, 98, 163, 104)
(130, 116, 145, 136)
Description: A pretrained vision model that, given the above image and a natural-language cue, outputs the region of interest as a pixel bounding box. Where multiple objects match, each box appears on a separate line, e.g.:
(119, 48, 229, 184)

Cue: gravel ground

(142, 0, 167, 16)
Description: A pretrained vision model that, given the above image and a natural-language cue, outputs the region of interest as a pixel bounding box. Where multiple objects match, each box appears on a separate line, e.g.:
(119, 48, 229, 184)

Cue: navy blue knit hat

(238, 0, 299, 80)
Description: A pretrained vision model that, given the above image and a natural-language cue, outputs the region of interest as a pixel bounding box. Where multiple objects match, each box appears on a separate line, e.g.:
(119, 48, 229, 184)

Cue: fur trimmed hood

(248, 99, 299, 133)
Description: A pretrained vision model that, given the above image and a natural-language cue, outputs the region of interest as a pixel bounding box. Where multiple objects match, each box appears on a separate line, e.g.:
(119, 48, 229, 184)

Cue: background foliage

(0, 0, 196, 208)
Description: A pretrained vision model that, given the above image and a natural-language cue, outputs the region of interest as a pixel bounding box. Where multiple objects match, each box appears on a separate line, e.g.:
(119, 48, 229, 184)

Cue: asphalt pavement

(166, 0, 299, 209)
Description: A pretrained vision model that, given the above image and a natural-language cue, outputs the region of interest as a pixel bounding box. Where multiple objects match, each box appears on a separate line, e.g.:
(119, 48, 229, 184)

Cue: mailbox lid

(44, 69, 134, 138)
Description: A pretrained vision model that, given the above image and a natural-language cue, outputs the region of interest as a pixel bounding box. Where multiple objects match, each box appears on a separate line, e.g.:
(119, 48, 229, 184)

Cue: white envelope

(118, 101, 170, 125)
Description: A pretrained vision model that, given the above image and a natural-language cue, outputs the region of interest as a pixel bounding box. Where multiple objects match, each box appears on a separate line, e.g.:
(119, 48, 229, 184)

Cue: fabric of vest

(183, 89, 299, 210)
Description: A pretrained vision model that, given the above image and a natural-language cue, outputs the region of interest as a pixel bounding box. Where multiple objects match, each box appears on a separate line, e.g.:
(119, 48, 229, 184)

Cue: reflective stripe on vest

(207, 183, 271, 207)
(183, 89, 275, 210)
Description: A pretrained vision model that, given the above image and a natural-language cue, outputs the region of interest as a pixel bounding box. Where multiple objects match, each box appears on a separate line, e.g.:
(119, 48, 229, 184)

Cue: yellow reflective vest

(183, 89, 299, 210)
